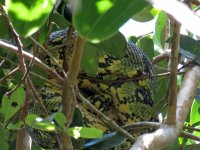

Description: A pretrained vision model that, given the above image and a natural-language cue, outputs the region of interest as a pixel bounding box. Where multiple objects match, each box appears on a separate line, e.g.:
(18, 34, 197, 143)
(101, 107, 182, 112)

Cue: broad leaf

(29, 65, 48, 86)
(7, 120, 24, 130)
(50, 12, 69, 29)
(94, 32, 127, 57)
(128, 36, 138, 44)
(0, 15, 9, 39)
(179, 35, 200, 64)
(68, 127, 103, 139)
(0, 70, 8, 101)
(6, 0, 56, 37)
(153, 12, 167, 49)
(190, 99, 200, 125)
(72, 0, 148, 42)
(1, 86, 25, 124)
(0, 126, 9, 150)
(25, 114, 55, 131)
(136, 35, 154, 61)
(81, 42, 99, 75)
(132, 5, 157, 22)
(70, 108, 84, 127)
(54, 112, 67, 129)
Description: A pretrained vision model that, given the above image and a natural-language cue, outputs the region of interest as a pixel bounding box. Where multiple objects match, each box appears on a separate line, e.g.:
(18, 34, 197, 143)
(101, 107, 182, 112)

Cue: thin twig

(0, 67, 19, 84)
(76, 89, 136, 142)
(78, 71, 185, 86)
(6, 57, 35, 97)
(29, 72, 61, 88)
(29, 36, 66, 77)
(0, 40, 64, 84)
(152, 50, 171, 65)
(181, 131, 200, 142)
(123, 122, 160, 131)
(184, 126, 200, 132)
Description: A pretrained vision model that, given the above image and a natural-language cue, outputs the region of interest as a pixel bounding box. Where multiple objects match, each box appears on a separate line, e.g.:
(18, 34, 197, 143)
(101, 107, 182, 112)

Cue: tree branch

(130, 65, 200, 150)
(59, 36, 85, 150)
(0, 40, 63, 84)
(166, 19, 181, 125)
(76, 90, 136, 142)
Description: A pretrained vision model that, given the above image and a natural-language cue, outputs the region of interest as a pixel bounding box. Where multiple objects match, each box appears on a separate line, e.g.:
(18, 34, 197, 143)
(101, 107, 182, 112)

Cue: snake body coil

(27, 30, 156, 149)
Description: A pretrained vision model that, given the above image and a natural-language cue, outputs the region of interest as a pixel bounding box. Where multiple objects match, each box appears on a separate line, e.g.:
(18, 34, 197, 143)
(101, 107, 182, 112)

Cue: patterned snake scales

(26, 29, 156, 149)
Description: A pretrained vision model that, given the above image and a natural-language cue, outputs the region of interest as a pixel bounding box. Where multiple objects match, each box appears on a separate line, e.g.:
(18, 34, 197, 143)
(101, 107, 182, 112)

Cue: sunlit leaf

(190, 99, 200, 125)
(1, 86, 25, 124)
(68, 127, 103, 139)
(153, 12, 167, 49)
(25, 114, 56, 131)
(72, 0, 148, 42)
(5, 0, 56, 37)
(54, 112, 67, 129)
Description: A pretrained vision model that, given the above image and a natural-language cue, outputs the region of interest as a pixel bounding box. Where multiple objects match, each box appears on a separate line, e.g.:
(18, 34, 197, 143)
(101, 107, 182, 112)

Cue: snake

(26, 29, 156, 149)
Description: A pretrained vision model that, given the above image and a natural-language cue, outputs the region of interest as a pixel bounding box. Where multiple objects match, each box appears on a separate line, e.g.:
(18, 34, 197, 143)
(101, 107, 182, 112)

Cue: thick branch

(130, 65, 200, 150)
(60, 36, 85, 150)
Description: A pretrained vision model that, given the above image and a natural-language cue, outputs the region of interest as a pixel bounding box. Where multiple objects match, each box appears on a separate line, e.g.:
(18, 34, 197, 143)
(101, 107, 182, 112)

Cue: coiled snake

(26, 29, 156, 149)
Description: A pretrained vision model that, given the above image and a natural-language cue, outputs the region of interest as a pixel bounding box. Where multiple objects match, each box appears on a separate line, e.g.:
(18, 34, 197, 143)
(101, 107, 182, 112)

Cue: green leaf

(81, 42, 99, 75)
(70, 108, 84, 127)
(0, 15, 9, 39)
(29, 65, 48, 86)
(178, 35, 200, 64)
(25, 114, 55, 131)
(0, 126, 9, 150)
(128, 36, 138, 44)
(136, 35, 154, 61)
(0, 70, 8, 101)
(94, 32, 127, 57)
(132, 5, 157, 22)
(190, 99, 200, 125)
(50, 12, 69, 29)
(1, 86, 25, 124)
(154, 75, 169, 115)
(6, 0, 56, 37)
(7, 120, 24, 130)
(72, 0, 148, 42)
(153, 12, 167, 49)
(68, 127, 103, 139)
(84, 132, 126, 149)
(54, 112, 67, 129)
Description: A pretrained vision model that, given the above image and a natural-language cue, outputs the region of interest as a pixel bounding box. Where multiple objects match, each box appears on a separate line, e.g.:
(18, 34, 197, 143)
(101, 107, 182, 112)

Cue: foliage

(0, 0, 200, 150)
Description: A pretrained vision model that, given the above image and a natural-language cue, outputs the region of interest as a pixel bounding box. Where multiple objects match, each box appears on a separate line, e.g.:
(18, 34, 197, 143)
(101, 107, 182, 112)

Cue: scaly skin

(27, 30, 156, 149)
